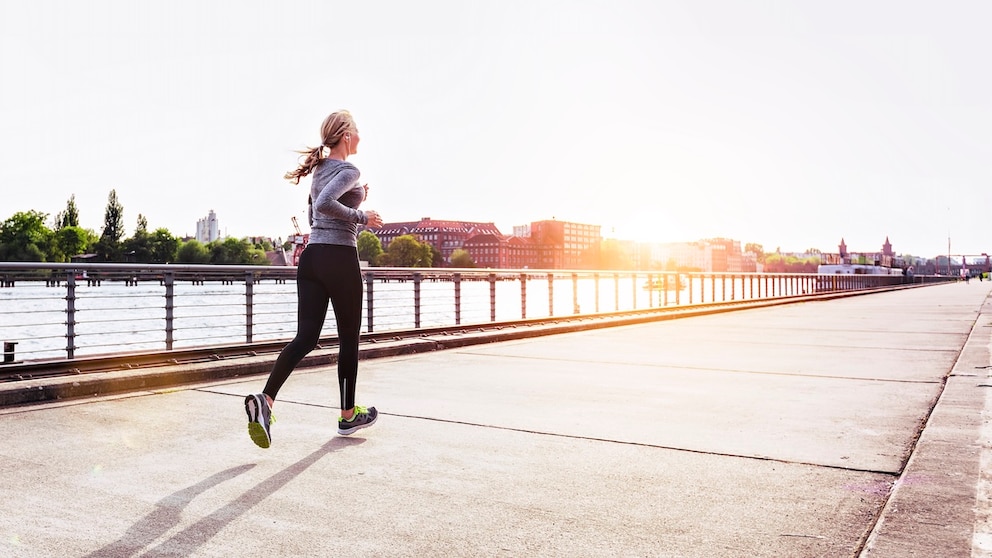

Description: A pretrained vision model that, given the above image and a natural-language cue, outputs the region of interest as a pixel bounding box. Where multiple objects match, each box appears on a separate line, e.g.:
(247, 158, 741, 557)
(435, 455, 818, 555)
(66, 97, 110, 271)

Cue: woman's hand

(365, 210, 383, 228)
(362, 183, 369, 200)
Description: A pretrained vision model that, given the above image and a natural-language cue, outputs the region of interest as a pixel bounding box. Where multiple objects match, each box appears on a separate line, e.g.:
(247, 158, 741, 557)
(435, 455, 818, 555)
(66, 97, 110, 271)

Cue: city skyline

(1, 1, 988, 258)
(2, 198, 971, 260)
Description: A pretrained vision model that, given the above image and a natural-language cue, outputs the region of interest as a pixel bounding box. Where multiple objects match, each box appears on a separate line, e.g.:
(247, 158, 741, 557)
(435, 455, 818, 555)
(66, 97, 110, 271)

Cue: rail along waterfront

(0, 262, 951, 364)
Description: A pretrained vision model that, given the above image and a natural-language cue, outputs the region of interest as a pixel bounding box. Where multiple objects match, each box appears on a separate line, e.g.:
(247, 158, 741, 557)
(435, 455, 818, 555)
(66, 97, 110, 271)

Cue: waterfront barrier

(0, 262, 954, 363)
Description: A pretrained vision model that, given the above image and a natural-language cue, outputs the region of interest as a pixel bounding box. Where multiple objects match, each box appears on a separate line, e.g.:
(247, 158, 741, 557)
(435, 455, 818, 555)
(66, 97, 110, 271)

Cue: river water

(0, 275, 698, 362)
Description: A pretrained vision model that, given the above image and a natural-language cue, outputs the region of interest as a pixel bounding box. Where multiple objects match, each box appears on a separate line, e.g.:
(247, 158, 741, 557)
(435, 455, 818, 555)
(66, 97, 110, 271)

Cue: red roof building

(374, 217, 503, 266)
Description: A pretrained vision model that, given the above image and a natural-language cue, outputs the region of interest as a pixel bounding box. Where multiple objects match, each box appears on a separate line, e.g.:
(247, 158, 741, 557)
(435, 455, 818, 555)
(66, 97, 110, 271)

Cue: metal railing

(0, 262, 953, 363)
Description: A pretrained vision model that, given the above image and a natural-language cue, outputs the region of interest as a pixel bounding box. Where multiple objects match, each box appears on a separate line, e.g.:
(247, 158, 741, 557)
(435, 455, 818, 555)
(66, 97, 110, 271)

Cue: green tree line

(357, 232, 452, 267)
(0, 192, 270, 265)
(2, 192, 457, 268)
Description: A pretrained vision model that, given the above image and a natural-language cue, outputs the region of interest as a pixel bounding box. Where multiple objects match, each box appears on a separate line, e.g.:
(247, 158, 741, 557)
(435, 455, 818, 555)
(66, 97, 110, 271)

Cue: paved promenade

(2, 281, 991, 557)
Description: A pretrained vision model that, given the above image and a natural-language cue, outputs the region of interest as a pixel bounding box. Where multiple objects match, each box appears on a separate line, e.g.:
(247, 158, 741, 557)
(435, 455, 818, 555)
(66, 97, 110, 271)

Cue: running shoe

(337, 405, 378, 436)
(245, 393, 275, 448)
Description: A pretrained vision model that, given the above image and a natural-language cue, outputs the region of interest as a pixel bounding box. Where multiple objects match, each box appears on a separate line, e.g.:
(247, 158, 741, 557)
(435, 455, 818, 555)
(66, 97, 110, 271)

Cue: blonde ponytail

(284, 110, 357, 184)
(284, 146, 325, 184)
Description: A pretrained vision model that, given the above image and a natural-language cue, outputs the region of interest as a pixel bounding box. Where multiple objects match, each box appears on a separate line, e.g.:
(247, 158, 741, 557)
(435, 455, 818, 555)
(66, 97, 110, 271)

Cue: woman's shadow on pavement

(84, 437, 365, 558)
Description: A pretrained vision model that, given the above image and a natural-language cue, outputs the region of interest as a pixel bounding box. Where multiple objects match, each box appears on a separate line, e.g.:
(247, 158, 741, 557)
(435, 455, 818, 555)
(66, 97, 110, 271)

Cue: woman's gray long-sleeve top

(307, 158, 368, 247)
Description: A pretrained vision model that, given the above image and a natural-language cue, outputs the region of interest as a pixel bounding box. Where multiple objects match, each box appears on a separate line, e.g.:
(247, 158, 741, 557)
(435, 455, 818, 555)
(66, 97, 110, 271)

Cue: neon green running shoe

(245, 393, 276, 448)
(337, 405, 378, 436)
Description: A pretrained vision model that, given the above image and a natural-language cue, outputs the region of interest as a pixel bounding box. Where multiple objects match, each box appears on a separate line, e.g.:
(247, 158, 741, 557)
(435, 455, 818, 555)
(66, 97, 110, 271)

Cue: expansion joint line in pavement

(383, 412, 902, 477)
(208, 389, 899, 476)
(461, 352, 944, 385)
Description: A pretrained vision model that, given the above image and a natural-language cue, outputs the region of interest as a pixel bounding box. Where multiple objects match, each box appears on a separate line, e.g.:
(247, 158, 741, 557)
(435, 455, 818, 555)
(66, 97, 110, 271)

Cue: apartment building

(374, 217, 502, 265)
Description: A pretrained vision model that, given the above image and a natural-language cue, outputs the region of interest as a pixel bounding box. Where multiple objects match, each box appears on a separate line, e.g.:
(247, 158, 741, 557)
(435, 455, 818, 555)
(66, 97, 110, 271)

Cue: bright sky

(1, 1, 989, 258)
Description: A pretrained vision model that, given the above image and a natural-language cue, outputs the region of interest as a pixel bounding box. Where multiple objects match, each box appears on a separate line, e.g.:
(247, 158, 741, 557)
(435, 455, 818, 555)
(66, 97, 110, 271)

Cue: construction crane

(289, 216, 309, 266)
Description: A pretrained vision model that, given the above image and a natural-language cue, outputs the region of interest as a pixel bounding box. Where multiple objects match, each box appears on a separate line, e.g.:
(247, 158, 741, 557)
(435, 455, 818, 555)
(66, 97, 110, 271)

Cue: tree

(121, 214, 153, 262)
(135, 214, 148, 235)
(0, 210, 53, 261)
(177, 239, 211, 263)
(449, 248, 475, 268)
(248, 237, 274, 251)
(378, 234, 432, 267)
(744, 243, 765, 264)
(209, 237, 269, 265)
(94, 189, 125, 261)
(428, 243, 443, 267)
(148, 229, 179, 263)
(54, 195, 80, 230)
(210, 237, 250, 264)
(357, 230, 383, 264)
(54, 226, 96, 262)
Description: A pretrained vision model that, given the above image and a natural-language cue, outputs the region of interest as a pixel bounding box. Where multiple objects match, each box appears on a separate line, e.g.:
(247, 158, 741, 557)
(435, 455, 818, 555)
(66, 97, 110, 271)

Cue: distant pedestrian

(245, 110, 384, 448)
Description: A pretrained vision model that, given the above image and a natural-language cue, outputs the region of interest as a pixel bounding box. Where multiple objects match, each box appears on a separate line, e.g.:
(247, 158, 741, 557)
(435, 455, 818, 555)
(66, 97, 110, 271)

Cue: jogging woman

(245, 110, 383, 448)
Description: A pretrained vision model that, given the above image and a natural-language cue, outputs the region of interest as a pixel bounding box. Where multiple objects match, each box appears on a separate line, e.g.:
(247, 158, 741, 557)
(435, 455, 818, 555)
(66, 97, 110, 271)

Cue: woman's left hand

(365, 210, 383, 228)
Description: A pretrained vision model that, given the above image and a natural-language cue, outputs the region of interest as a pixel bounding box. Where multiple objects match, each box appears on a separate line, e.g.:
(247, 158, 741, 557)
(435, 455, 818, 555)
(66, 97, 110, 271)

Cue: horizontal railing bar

(11, 334, 65, 342)
(72, 317, 165, 325)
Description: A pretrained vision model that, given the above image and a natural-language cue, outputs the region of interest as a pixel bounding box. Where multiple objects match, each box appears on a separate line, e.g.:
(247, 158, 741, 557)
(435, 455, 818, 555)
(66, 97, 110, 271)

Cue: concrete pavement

(1, 281, 990, 557)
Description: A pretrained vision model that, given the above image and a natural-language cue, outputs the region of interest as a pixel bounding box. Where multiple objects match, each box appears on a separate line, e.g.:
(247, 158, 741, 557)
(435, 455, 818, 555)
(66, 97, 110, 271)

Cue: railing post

(614, 273, 620, 311)
(164, 272, 174, 351)
(413, 272, 422, 329)
(245, 271, 254, 344)
(65, 270, 76, 360)
(688, 275, 694, 304)
(594, 273, 600, 313)
(489, 273, 497, 322)
(453, 273, 462, 325)
(572, 273, 579, 314)
(365, 272, 375, 332)
(547, 272, 554, 317)
(647, 274, 654, 308)
(632, 273, 637, 309)
(2, 341, 16, 364)
(674, 273, 680, 305)
(520, 273, 527, 319)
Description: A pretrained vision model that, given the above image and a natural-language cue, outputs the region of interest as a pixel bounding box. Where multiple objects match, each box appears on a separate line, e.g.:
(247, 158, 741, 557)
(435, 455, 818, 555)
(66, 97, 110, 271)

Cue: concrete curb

(857, 291, 992, 556)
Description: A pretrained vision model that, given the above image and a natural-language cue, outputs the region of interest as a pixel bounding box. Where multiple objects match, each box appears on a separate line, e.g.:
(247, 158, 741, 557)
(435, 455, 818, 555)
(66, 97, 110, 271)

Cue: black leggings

(263, 244, 363, 410)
